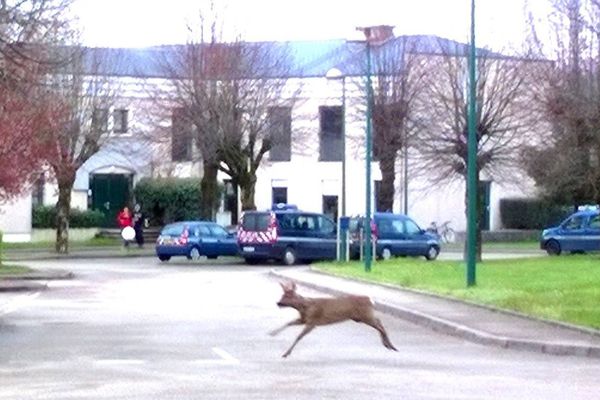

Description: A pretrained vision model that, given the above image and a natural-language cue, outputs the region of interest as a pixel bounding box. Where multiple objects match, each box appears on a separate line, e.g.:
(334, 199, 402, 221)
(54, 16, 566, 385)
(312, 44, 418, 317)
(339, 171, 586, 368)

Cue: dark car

(350, 213, 441, 261)
(237, 204, 337, 265)
(540, 207, 600, 255)
(155, 221, 239, 262)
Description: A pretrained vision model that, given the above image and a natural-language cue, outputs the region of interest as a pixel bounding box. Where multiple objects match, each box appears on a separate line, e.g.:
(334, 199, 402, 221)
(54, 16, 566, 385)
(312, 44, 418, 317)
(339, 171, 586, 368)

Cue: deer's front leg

(269, 317, 302, 336)
(282, 325, 315, 358)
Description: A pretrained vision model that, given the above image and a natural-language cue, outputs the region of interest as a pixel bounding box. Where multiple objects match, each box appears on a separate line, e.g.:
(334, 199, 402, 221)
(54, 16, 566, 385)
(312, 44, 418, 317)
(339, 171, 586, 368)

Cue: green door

(479, 180, 491, 231)
(91, 174, 132, 227)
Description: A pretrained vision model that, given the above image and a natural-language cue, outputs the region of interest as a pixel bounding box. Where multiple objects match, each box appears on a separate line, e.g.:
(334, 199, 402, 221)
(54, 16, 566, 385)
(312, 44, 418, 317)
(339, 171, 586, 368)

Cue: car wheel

(381, 247, 392, 261)
(425, 245, 439, 261)
(545, 240, 562, 255)
(187, 246, 201, 261)
(282, 247, 297, 266)
(158, 255, 171, 262)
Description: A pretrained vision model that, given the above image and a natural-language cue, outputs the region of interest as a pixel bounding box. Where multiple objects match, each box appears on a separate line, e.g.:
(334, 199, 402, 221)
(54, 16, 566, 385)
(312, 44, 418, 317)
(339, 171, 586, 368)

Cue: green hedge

(32, 206, 105, 228)
(134, 178, 217, 226)
(500, 198, 571, 229)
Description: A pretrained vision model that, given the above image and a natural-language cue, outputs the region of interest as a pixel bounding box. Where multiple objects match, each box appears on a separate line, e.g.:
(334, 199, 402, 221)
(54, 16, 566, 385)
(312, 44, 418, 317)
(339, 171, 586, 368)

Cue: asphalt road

(1, 257, 599, 400)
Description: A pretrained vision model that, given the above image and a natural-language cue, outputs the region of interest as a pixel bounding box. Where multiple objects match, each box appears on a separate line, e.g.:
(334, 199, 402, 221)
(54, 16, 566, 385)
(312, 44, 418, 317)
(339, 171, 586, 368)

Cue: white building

(0, 31, 538, 242)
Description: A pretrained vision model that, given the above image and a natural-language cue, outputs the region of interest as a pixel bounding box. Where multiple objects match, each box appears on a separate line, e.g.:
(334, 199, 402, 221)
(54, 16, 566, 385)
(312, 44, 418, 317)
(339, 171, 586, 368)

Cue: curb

(0, 281, 47, 292)
(269, 269, 600, 359)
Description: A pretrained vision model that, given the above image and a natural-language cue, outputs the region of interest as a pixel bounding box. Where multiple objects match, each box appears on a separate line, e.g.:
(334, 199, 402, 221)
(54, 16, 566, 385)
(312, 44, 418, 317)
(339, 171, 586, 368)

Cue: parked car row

(155, 204, 442, 265)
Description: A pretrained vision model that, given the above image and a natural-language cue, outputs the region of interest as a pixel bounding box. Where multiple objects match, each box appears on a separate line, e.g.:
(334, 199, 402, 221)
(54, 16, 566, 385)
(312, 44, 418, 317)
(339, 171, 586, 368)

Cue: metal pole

(341, 76, 346, 218)
(466, 0, 477, 286)
(364, 36, 373, 272)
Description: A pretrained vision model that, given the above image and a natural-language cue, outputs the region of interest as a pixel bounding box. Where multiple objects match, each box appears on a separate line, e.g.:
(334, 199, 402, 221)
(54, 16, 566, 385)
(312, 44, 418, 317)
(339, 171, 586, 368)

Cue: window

(319, 106, 343, 161)
(322, 195, 338, 222)
(30, 172, 45, 206)
(268, 107, 292, 161)
(92, 108, 109, 132)
(404, 219, 421, 235)
(272, 187, 288, 205)
(209, 224, 229, 237)
(589, 214, 600, 229)
(171, 108, 193, 162)
(113, 109, 129, 133)
(318, 216, 335, 234)
(564, 216, 586, 230)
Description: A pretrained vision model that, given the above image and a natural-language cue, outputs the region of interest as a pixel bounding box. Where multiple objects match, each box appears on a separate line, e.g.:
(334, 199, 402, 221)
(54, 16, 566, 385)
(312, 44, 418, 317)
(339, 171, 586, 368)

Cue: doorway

(90, 173, 132, 227)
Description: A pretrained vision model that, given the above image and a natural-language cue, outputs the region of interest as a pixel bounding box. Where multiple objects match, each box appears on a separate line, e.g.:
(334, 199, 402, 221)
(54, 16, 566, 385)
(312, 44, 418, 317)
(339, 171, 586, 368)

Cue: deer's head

(277, 281, 300, 308)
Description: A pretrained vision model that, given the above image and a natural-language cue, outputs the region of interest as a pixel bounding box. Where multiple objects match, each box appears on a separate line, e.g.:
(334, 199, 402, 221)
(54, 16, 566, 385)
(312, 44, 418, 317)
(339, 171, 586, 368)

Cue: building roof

(78, 34, 499, 79)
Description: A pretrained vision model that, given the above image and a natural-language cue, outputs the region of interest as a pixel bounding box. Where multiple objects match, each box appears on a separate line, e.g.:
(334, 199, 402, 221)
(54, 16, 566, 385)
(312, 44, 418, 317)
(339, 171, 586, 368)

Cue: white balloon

(121, 226, 135, 241)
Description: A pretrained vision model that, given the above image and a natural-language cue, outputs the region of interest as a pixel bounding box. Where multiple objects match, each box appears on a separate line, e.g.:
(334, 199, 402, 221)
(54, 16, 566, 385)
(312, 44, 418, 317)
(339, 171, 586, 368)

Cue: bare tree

(369, 37, 429, 212)
(416, 42, 540, 260)
(40, 47, 124, 253)
(523, 0, 600, 206)
(150, 6, 300, 215)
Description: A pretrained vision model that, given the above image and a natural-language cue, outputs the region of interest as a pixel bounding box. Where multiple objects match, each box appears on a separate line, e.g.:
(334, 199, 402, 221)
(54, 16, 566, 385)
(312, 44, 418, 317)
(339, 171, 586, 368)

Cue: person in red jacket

(117, 206, 133, 247)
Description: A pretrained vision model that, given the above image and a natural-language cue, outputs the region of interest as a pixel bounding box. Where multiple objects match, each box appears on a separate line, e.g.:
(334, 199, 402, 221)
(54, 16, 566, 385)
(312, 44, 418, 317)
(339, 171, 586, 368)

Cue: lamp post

(325, 68, 346, 219)
(357, 27, 374, 272)
(466, 0, 477, 286)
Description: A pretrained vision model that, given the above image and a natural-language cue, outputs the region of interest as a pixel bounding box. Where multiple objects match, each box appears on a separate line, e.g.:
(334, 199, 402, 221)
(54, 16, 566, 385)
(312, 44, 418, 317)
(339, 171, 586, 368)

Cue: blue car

(540, 208, 600, 255)
(155, 221, 239, 262)
(350, 213, 441, 261)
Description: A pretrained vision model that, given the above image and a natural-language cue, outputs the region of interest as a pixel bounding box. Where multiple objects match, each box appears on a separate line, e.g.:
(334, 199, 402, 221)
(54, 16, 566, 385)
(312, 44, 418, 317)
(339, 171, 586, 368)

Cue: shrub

(32, 206, 105, 228)
(134, 178, 218, 226)
(500, 198, 570, 229)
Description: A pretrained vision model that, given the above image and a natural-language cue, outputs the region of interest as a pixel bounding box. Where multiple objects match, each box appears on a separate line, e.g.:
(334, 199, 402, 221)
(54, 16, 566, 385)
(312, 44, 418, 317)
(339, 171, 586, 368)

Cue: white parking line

(0, 292, 41, 315)
(95, 359, 146, 366)
(211, 347, 240, 365)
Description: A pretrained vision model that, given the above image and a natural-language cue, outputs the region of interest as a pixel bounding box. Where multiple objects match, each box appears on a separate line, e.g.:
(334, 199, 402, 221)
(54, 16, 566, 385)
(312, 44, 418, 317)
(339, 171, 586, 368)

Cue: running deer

(270, 281, 398, 358)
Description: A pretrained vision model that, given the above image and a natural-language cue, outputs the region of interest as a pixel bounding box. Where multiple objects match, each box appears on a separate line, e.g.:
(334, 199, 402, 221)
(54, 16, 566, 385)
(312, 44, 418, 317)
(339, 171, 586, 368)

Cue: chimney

(357, 25, 395, 46)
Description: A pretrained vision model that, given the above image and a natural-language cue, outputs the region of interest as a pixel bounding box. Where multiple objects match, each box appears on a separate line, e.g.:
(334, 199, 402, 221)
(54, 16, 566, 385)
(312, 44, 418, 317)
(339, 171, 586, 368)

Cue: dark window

(92, 108, 109, 132)
(241, 212, 270, 231)
(268, 107, 292, 161)
(113, 109, 129, 133)
(208, 224, 228, 237)
(272, 187, 288, 205)
(171, 108, 193, 162)
(322, 195, 338, 222)
(32, 172, 45, 207)
(319, 106, 343, 161)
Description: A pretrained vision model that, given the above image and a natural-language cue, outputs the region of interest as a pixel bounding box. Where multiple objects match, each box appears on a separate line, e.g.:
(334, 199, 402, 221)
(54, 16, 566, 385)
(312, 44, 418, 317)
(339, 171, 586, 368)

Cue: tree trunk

(239, 174, 257, 211)
(55, 181, 73, 254)
(377, 152, 396, 212)
(200, 161, 219, 221)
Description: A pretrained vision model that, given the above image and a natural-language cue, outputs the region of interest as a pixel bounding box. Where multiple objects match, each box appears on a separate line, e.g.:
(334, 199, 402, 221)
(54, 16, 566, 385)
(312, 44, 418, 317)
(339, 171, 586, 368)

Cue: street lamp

(466, 0, 477, 286)
(325, 68, 346, 219)
(357, 26, 374, 272)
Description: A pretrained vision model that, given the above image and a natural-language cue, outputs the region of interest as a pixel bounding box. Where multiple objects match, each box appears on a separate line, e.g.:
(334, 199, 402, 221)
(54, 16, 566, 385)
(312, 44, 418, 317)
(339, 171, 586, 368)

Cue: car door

(208, 224, 239, 256)
(197, 224, 215, 256)
(314, 215, 337, 260)
(403, 218, 429, 256)
(292, 214, 319, 260)
(560, 214, 587, 252)
(584, 213, 600, 251)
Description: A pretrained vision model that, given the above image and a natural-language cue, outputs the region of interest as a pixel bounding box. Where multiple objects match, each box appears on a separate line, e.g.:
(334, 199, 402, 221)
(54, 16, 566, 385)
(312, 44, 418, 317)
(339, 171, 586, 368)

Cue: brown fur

(270, 281, 397, 357)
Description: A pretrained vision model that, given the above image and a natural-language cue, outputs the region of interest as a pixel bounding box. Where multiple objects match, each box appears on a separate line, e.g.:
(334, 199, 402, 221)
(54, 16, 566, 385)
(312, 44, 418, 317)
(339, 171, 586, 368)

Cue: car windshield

(241, 213, 270, 231)
(563, 215, 586, 230)
(161, 224, 185, 236)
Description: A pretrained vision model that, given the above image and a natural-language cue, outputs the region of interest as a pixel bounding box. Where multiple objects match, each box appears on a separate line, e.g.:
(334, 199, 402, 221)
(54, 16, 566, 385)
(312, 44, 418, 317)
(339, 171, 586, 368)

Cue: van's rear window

(242, 213, 270, 231)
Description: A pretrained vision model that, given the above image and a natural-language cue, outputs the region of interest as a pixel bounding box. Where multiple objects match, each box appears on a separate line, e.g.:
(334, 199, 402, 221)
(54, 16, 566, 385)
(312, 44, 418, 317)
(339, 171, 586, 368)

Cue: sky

(71, 0, 547, 50)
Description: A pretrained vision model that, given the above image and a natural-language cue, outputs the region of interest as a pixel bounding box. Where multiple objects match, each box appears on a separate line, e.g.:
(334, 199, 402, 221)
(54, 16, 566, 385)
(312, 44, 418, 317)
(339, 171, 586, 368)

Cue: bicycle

(427, 221, 456, 243)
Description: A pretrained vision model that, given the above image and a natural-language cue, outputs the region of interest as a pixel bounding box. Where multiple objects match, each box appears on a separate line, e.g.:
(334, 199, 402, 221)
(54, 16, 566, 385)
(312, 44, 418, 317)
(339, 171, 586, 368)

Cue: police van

(237, 204, 337, 265)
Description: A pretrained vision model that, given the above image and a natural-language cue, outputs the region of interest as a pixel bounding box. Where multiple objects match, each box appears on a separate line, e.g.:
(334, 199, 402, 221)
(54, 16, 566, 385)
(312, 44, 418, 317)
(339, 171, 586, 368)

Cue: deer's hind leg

(362, 317, 397, 351)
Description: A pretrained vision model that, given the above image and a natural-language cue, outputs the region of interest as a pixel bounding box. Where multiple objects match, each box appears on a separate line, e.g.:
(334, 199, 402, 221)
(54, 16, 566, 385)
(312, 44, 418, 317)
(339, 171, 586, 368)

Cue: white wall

(0, 194, 32, 242)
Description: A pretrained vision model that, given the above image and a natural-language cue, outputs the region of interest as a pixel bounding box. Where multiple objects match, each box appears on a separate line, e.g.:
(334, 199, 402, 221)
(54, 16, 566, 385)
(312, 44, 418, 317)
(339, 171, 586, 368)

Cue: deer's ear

(280, 281, 288, 291)
(290, 281, 296, 291)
